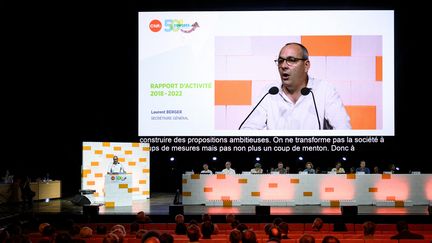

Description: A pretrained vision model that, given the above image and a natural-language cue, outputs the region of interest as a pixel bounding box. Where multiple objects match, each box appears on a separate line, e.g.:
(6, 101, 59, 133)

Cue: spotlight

(342, 157, 347, 161)
(170, 157, 175, 161)
(212, 156, 217, 161)
(256, 157, 261, 161)
(298, 156, 304, 161)
(396, 167, 400, 171)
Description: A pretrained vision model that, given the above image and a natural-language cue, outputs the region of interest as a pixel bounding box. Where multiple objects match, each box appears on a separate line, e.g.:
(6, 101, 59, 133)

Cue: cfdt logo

(149, 19, 162, 32)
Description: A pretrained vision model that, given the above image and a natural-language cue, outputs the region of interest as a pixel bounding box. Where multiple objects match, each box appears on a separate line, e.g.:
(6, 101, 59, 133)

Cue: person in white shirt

(109, 156, 126, 174)
(222, 161, 236, 175)
(200, 163, 213, 174)
(331, 162, 346, 174)
(240, 42, 351, 130)
(251, 163, 263, 174)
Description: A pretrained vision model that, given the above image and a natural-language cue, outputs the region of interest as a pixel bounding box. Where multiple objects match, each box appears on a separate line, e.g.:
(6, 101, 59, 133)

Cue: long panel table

(182, 174, 432, 206)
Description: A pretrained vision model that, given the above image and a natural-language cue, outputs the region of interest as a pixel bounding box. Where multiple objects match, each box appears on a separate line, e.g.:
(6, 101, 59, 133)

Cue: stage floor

(2, 193, 430, 215)
(0, 193, 430, 224)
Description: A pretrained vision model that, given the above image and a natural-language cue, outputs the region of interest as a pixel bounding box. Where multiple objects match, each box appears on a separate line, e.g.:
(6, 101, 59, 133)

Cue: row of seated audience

(0, 211, 429, 243)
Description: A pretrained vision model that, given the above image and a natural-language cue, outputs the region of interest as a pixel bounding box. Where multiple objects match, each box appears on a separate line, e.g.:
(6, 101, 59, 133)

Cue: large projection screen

(139, 10, 394, 136)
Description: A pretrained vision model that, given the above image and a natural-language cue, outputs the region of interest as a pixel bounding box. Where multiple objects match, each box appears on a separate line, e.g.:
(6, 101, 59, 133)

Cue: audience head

(242, 229, 257, 243)
(231, 220, 240, 229)
(322, 236, 340, 243)
(110, 225, 126, 236)
(201, 221, 214, 239)
(38, 223, 50, 234)
(236, 223, 248, 232)
(299, 234, 316, 243)
(272, 218, 283, 226)
(363, 221, 376, 236)
(312, 218, 323, 231)
(41, 225, 56, 237)
(186, 224, 201, 242)
(103, 233, 120, 243)
(202, 213, 212, 222)
(188, 219, 199, 226)
(137, 211, 151, 223)
(268, 226, 282, 241)
(79, 226, 93, 238)
(159, 233, 173, 243)
(174, 214, 184, 224)
(141, 231, 161, 243)
(264, 223, 272, 235)
(279, 222, 289, 235)
(111, 229, 125, 243)
(229, 229, 242, 243)
(143, 237, 160, 243)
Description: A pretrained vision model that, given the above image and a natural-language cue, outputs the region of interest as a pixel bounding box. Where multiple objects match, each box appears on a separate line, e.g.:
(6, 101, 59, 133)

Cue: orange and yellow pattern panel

(82, 142, 150, 201)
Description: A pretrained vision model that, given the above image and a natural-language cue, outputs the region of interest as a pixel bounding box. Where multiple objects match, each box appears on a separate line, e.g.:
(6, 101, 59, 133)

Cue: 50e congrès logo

(149, 19, 199, 33)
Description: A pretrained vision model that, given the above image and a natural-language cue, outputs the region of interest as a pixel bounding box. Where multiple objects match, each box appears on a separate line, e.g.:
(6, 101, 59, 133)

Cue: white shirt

(331, 167, 346, 174)
(109, 163, 126, 174)
(241, 77, 351, 130)
(200, 170, 213, 174)
(222, 168, 236, 175)
(251, 168, 263, 174)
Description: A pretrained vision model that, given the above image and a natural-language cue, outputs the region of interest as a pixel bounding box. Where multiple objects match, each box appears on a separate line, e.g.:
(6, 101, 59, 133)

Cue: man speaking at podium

(108, 156, 126, 174)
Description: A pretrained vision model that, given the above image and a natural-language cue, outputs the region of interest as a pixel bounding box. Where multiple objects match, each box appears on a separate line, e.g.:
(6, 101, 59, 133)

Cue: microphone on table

(238, 86, 279, 130)
(301, 87, 321, 130)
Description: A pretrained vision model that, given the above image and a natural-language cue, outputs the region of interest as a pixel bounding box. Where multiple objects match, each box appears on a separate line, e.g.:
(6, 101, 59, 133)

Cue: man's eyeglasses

(275, 56, 308, 66)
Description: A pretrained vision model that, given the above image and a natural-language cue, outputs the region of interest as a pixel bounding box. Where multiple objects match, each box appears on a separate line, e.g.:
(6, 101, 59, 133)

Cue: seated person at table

(109, 156, 126, 174)
(373, 166, 380, 174)
(303, 162, 315, 174)
(272, 161, 288, 174)
(389, 163, 398, 174)
(222, 161, 236, 175)
(356, 160, 370, 174)
(251, 163, 263, 174)
(200, 164, 213, 174)
(331, 162, 345, 174)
